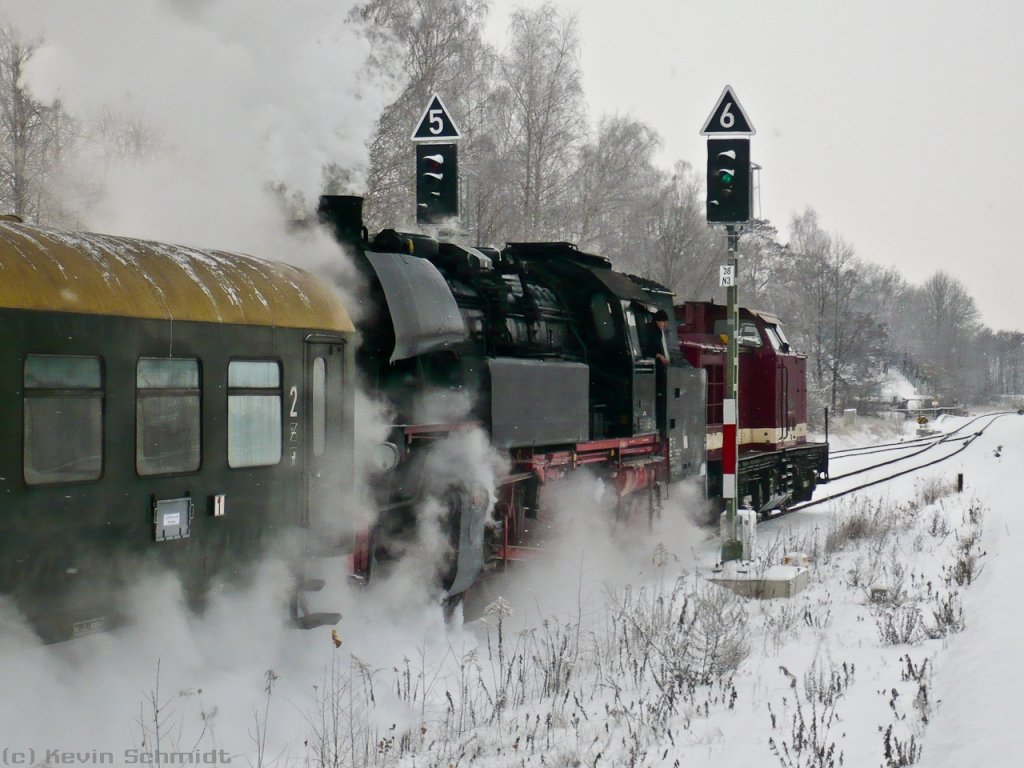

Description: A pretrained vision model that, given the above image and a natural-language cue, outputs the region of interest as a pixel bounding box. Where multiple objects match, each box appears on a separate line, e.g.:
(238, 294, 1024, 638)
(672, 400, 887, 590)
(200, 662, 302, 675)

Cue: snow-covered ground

(0, 411, 1020, 767)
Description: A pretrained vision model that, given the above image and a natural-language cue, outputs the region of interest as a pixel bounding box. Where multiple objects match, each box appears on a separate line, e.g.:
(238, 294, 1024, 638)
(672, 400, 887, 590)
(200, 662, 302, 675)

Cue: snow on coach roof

(0, 220, 353, 332)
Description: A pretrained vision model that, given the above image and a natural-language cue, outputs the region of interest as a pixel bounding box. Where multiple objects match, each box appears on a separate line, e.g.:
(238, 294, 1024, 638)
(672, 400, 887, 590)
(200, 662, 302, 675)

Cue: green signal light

(721, 172, 734, 183)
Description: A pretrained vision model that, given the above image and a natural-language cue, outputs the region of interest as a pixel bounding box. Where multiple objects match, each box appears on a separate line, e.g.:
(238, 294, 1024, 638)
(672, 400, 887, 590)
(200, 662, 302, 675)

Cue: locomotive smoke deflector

(364, 251, 467, 362)
(317, 194, 466, 363)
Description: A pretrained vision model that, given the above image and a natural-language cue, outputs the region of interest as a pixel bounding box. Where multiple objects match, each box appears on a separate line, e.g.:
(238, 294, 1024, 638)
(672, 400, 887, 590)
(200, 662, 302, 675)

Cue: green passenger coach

(0, 218, 356, 642)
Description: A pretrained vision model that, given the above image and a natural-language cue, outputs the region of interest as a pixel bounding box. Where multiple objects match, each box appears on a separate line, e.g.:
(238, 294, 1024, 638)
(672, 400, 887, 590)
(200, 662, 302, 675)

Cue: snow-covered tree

(0, 26, 75, 223)
(493, 3, 585, 240)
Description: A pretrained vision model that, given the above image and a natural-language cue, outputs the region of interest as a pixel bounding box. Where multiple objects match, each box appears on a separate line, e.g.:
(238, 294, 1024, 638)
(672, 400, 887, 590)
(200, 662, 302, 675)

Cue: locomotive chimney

(317, 195, 366, 244)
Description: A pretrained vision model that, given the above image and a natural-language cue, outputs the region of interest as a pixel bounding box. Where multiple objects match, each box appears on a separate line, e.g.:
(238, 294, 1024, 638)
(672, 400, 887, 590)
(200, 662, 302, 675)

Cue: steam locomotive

(0, 198, 827, 641)
(316, 196, 828, 593)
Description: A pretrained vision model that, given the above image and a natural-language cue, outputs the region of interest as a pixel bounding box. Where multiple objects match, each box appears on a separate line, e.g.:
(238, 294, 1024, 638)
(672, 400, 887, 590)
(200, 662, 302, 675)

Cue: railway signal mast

(412, 94, 462, 225)
(701, 85, 755, 562)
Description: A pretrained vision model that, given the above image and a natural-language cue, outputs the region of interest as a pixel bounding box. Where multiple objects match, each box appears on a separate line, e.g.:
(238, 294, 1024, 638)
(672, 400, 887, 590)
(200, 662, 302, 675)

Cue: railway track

(781, 411, 1019, 514)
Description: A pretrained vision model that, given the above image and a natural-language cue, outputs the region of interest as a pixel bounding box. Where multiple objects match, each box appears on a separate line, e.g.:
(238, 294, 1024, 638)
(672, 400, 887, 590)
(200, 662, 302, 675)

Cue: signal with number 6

(706, 138, 751, 223)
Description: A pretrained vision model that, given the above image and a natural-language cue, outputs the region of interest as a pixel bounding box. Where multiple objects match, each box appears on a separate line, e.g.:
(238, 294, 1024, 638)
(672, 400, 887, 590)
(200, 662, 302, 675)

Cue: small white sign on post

(719, 264, 736, 287)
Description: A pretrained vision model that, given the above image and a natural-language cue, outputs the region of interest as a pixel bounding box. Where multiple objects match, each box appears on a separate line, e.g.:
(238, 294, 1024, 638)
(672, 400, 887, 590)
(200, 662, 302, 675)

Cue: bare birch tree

(569, 114, 661, 252)
(903, 271, 981, 401)
(626, 161, 720, 300)
(494, 3, 585, 239)
(770, 208, 890, 412)
(0, 26, 75, 223)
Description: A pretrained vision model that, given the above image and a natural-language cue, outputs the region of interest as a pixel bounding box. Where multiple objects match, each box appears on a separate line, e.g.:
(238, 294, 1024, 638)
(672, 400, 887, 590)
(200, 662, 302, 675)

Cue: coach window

(227, 360, 282, 468)
(23, 354, 103, 485)
(136, 358, 201, 476)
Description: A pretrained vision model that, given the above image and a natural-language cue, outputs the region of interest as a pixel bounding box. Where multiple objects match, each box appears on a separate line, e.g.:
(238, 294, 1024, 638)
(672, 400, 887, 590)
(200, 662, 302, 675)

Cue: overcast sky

(9, 1, 1021, 331)
(486, 0, 1024, 332)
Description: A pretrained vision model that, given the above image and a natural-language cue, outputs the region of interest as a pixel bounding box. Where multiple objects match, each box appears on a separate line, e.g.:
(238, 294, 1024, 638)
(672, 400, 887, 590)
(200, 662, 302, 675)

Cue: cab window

(713, 319, 763, 347)
(590, 294, 617, 343)
(738, 321, 762, 347)
(622, 303, 644, 360)
(765, 324, 791, 352)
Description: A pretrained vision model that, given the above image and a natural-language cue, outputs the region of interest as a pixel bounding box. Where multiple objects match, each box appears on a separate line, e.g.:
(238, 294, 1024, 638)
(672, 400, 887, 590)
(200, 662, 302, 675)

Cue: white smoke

(2, 0, 393, 260)
(0, 555, 487, 759)
(365, 427, 509, 611)
(411, 387, 476, 425)
(0, 0, 437, 757)
(469, 472, 710, 631)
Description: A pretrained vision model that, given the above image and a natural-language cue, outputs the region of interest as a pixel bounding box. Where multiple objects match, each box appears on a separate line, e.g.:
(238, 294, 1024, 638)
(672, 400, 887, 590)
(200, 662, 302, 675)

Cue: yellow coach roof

(0, 220, 353, 333)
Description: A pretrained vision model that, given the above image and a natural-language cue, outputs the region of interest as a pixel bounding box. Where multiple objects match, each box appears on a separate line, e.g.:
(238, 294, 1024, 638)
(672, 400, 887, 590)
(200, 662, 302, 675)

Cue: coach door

(305, 338, 347, 528)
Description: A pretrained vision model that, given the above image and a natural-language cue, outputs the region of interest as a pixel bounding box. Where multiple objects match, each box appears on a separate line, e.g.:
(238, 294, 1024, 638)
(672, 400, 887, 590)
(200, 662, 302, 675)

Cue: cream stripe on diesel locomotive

(706, 423, 809, 452)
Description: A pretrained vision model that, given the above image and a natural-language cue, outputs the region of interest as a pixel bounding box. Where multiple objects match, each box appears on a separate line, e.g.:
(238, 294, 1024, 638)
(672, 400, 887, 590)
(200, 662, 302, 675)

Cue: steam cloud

(2, 0, 392, 262)
(0, 0, 418, 755)
(474, 472, 709, 631)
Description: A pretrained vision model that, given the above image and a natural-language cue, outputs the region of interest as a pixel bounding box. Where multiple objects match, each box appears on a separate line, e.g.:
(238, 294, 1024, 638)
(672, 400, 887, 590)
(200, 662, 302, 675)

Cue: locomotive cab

(711, 310, 807, 450)
(678, 302, 809, 451)
(503, 243, 705, 484)
(504, 242, 658, 440)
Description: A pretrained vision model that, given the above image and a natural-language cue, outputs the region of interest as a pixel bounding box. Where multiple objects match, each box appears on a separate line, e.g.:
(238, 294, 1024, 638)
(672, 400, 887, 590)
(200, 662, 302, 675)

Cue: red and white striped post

(721, 225, 743, 561)
(722, 398, 737, 499)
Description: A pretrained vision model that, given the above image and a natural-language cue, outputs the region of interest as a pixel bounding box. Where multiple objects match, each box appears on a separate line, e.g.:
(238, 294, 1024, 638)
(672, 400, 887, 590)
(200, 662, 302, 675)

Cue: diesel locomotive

(0, 216, 356, 641)
(678, 302, 829, 513)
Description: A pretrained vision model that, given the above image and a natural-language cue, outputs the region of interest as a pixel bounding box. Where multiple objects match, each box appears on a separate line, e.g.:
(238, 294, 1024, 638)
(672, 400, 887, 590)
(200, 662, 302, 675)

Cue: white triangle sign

(411, 94, 462, 142)
(700, 85, 755, 136)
